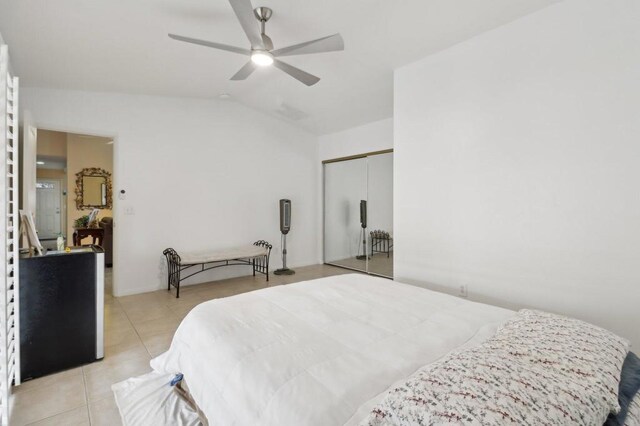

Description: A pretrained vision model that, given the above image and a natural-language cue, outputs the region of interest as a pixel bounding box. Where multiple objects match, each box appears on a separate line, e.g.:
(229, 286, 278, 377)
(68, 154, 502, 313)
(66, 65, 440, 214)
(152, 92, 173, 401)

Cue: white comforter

(151, 274, 514, 425)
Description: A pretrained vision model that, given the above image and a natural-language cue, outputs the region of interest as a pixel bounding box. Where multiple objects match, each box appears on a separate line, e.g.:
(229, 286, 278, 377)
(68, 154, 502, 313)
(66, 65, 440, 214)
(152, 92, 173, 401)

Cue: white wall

(21, 88, 319, 296)
(395, 0, 640, 347)
(318, 118, 393, 162)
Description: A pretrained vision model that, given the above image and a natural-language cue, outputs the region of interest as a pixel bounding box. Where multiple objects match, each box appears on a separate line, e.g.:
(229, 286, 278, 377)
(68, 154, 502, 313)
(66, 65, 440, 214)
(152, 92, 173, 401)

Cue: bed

(149, 274, 637, 425)
(163, 240, 271, 298)
(151, 274, 514, 424)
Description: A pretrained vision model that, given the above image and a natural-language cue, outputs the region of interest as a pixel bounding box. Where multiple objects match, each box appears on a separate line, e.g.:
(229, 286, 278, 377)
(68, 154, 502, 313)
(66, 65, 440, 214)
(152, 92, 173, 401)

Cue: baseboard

(113, 283, 162, 297)
(112, 259, 324, 297)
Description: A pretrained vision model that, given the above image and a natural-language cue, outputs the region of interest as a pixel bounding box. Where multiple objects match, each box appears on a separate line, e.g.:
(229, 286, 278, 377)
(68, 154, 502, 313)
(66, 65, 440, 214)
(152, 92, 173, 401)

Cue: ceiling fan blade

(271, 34, 344, 57)
(230, 61, 257, 80)
(273, 60, 320, 86)
(168, 34, 250, 55)
(228, 0, 264, 49)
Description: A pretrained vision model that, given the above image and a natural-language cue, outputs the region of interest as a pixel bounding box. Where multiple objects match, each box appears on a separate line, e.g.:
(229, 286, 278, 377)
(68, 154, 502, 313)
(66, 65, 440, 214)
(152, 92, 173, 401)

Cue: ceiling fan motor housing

(254, 7, 272, 22)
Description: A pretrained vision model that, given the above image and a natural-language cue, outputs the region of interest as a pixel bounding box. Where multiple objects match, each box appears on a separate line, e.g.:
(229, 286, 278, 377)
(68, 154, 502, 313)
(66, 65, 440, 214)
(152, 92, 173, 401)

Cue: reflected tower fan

(356, 200, 370, 260)
(274, 199, 295, 275)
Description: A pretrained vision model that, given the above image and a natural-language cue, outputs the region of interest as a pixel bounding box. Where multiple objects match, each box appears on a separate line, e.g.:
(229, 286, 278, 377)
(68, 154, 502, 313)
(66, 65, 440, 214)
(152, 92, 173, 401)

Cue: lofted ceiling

(0, 0, 559, 135)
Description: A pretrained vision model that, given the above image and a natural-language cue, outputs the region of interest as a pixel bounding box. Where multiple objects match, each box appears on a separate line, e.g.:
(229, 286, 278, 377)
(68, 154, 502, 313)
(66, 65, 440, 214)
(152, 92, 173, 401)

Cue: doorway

(35, 179, 64, 240)
(34, 129, 114, 273)
(34, 130, 69, 249)
(323, 150, 393, 278)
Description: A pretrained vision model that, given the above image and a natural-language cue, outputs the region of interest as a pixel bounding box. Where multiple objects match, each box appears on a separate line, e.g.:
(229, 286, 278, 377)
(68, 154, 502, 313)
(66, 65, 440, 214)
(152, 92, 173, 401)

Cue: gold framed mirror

(75, 167, 112, 210)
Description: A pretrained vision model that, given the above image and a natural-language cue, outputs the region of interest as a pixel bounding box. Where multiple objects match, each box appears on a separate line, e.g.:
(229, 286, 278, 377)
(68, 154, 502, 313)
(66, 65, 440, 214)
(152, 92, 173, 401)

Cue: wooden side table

(73, 228, 104, 247)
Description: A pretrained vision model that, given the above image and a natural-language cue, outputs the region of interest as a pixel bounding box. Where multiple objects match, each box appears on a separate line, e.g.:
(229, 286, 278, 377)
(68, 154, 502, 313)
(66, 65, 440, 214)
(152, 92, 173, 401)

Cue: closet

(323, 150, 393, 278)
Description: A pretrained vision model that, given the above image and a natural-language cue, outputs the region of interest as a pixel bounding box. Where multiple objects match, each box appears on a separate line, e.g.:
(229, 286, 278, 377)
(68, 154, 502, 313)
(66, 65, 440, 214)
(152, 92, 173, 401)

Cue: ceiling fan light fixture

(251, 50, 274, 67)
(169, 0, 344, 85)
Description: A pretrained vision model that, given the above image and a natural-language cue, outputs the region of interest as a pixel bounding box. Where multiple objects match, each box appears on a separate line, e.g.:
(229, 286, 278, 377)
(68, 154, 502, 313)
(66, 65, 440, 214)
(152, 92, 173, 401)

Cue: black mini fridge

(19, 246, 104, 381)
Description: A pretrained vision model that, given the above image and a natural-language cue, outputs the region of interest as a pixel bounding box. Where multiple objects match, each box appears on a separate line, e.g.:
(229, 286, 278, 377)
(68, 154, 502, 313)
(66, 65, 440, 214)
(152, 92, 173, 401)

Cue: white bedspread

(178, 245, 268, 265)
(150, 274, 514, 426)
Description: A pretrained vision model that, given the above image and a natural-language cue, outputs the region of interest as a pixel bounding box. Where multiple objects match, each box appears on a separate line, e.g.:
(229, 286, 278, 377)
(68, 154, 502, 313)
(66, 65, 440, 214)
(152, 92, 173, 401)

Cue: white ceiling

(0, 0, 558, 135)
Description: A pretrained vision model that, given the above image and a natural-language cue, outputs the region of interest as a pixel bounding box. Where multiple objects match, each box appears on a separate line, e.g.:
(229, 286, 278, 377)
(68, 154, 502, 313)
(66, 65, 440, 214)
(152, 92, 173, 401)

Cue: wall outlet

(124, 206, 135, 215)
(459, 285, 468, 298)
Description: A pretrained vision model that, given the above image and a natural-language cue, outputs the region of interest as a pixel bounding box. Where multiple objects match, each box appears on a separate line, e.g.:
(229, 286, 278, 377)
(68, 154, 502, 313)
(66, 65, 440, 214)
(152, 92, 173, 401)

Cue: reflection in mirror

(366, 152, 393, 277)
(75, 168, 112, 209)
(82, 176, 107, 206)
(324, 158, 368, 273)
(323, 151, 394, 278)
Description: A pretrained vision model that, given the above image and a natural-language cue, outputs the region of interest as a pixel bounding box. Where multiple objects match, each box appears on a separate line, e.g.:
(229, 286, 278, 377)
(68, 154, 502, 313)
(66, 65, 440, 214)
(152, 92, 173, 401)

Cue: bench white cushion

(178, 245, 268, 265)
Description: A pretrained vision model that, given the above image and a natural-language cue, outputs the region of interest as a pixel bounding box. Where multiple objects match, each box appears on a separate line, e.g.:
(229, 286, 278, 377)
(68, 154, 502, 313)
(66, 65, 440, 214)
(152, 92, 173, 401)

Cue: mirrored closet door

(323, 150, 393, 278)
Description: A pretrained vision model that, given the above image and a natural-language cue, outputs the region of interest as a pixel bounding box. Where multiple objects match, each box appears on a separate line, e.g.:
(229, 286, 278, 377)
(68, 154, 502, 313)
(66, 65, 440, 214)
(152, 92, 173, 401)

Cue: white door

(36, 179, 62, 239)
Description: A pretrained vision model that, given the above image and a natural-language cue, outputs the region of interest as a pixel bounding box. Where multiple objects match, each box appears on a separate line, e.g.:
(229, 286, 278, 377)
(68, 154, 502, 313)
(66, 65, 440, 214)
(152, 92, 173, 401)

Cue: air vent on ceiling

(275, 102, 309, 121)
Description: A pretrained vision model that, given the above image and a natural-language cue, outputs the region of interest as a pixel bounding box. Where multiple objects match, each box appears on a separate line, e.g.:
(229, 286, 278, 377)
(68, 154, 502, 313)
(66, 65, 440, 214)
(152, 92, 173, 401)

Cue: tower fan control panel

(280, 199, 291, 234)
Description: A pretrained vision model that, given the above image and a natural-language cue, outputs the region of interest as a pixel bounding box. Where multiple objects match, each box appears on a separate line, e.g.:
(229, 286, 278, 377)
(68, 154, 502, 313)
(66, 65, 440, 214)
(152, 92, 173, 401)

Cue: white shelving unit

(0, 43, 20, 426)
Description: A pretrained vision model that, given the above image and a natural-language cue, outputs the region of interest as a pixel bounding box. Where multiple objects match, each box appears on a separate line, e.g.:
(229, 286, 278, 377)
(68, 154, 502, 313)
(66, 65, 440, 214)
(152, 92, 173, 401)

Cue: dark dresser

(19, 246, 104, 381)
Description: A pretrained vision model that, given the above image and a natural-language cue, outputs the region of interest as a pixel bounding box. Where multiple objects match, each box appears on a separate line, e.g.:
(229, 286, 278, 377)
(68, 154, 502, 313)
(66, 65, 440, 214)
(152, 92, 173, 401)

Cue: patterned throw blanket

(627, 395, 640, 425)
(362, 310, 630, 426)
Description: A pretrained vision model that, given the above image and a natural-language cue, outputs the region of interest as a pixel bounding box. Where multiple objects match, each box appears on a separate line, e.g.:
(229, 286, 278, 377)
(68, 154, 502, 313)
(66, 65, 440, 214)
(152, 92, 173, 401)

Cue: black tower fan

(274, 199, 295, 275)
(356, 200, 370, 260)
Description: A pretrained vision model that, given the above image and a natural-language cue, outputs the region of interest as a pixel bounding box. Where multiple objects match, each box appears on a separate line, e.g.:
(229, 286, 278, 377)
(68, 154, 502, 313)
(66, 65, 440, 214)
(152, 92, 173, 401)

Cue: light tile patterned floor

(10, 264, 355, 425)
(331, 252, 394, 278)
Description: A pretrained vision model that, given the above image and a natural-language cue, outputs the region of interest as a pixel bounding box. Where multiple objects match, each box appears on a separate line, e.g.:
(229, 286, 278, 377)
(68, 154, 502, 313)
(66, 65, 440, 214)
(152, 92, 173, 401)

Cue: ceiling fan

(168, 0, 344, 86)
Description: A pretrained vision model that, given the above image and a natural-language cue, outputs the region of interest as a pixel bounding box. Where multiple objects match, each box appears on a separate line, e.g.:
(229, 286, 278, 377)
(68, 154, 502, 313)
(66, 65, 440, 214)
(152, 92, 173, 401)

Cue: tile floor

(10, 264, 356, 425)
(332, 252, 394, 278)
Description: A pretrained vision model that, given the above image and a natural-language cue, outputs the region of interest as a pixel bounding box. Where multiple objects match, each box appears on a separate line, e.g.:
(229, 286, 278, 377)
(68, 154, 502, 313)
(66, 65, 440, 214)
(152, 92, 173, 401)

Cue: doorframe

(321, 148, 393, 165)
(33, 124, 119, 296)
(35, 177, 65, 239)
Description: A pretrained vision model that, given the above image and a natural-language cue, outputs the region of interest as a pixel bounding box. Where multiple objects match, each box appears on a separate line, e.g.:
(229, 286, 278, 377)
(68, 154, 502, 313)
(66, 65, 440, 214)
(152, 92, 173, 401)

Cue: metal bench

(163, 240, 272, 298)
